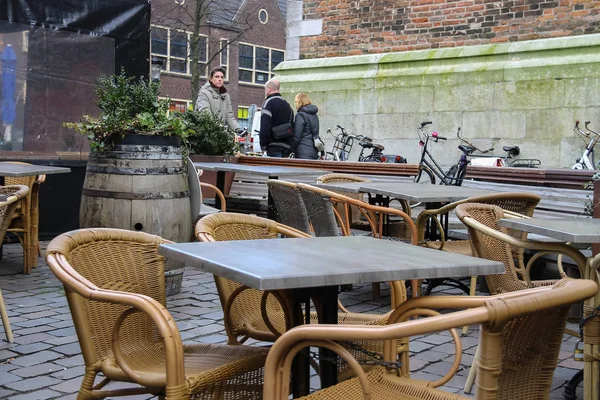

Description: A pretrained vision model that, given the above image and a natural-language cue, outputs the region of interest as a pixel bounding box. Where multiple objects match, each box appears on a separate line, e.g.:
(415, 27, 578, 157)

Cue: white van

(249, 110, 262, 153)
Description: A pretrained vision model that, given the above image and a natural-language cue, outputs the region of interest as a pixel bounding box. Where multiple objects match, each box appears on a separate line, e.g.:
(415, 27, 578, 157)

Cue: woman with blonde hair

(292, 93, 323, 159)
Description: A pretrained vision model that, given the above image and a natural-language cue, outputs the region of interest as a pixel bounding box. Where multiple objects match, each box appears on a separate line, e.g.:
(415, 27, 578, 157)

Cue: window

(150, 25, 208, 77)
(238, 43, 285, 85)
(166, 98, 193, 114)
(258, 9, 268, 24)
(220, 39, 229, 81)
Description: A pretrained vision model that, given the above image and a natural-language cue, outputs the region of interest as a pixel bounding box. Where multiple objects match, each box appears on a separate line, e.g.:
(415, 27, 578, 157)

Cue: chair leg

(462, 276, 478, 336)
(76, 369, 98, 400)
(464, 344, 479, 394)
(0, 289, 13, 343)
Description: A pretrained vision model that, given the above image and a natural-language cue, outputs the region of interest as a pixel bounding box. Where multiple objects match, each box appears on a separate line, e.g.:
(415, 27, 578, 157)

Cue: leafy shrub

(64, 69, 187, 151)
(184, 110, 239, 156)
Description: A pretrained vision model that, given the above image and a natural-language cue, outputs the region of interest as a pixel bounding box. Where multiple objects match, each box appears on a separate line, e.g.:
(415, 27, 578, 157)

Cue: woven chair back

(195, 213, 307, 342)
(456, 203, 533, 294)
(266, 180, 311, 234)
(46, 229, 166, 366)
(316, 173, 371, 227)
(296, 185, 340, 237)
(478, 281, 574, 399)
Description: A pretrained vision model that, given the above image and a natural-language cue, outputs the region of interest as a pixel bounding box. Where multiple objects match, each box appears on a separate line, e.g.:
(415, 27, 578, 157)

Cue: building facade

(150, 0, 287, 128)
(280, 0, 600, 168)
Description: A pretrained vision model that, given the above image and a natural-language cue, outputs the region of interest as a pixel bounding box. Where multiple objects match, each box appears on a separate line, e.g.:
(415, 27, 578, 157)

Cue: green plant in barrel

(183, 110, 240, 156)
(64, 70, 187, 151)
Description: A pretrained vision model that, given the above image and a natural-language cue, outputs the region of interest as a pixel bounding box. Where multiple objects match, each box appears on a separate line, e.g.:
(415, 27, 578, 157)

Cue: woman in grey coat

(195, 67, 240, 131)
(292, 93, 322, 160)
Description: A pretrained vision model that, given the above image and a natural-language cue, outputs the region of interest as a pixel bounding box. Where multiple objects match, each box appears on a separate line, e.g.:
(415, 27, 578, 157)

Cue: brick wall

(300, 0, 600, 58)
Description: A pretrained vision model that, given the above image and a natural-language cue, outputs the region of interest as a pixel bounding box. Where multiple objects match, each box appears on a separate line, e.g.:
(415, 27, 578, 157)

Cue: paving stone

(11, 362, 65, 378)
(0, 371, 22, 385)
(54, 354, 84, 368)
(11, 332, 56, 345)
(43, 334, 79, 346)
(52, 342, 81, 356)
(4, 375, 62, 391)
(50, 366, 84, 380)
(50, 376, 86, 393)
(9, 350, 63, 367)
(412, 350, 451, 363)
(0, 389, 17, 398)
(0, 349, 19, 361)
(408, 340, 434, 353)
(12, 342, 53, 355)
(46, 326, 76, 337)
(419, 333, 454, 345)
(9, 389, 62, 400)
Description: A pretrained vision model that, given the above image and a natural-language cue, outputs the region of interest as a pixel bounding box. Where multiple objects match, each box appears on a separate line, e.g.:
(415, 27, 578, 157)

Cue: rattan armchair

(455, 203, 587, 294)
(0, 185, 30, 343)
(416, 192, 540, 300)
(2, 161, 46, 274)
(195, 212, 410, 380)
(263, 278, 598, 400)
(45, 228, 267, 400)
(455, 203, 590, 394)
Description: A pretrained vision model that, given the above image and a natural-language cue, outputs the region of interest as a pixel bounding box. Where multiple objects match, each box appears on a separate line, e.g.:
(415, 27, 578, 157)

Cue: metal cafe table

(192, 162, 330, 219)
(0, 163, 71, 272)
(159, 235, 503, 397)
(499, 217, 600, 400)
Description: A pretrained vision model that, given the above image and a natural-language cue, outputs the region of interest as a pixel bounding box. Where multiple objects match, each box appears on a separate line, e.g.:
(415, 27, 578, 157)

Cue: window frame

(220, 39, 230, 82)
(150, 24, 208, 78)
(238, 42, 285, 86)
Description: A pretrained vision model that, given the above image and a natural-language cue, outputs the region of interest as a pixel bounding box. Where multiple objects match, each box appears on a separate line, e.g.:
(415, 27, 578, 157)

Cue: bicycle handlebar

(420, 121, 432, 128)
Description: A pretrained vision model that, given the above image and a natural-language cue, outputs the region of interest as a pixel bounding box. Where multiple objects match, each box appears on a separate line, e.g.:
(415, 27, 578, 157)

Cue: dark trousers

(267, 146, 290, 158)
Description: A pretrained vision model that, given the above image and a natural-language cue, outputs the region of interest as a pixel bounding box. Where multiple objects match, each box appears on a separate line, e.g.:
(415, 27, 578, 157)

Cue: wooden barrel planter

(80, 133, 191, 295)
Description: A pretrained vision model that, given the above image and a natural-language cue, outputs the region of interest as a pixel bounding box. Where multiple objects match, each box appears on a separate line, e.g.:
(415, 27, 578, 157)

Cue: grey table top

(316, 181, 498, 203)
(0, 164, 71, 177)
(159, 236, 504, 290)
(193, 162, 330, 177)
(499, 218, 600, 244)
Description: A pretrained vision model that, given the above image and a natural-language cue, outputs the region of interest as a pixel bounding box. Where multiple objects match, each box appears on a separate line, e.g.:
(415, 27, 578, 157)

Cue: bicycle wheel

(445, 165, 466, 186)
(414, 166, 436, 185)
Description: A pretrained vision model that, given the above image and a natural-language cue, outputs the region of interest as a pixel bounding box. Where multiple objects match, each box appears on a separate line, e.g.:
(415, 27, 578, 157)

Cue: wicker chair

(45, 228, 267, 400)
(195, 212, 413, 380)
(1, 161, 46, 274)
(455, 203, 590, 393)
(455, 203, 587, 294)
(263, 278, 598, 400)
(416, 192, 541, 298)
(295, 182, 419, 298)
(316, 173, 374, 228)
(265, 180, 311, 234)
(0, 185, 30, 343)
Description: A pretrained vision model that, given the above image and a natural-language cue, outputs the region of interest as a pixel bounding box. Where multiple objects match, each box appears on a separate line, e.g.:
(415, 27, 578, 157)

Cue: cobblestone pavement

(0, 242, 583, 399)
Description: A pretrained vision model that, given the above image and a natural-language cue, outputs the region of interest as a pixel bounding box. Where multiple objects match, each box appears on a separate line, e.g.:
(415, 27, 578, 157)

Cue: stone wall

(276, 34, 600, 168)
(300, 0, 600, 59)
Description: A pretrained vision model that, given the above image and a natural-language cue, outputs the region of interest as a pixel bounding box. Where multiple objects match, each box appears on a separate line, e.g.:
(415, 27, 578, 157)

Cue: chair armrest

(199, 182, 226, 212)
(46, 253, 186, 389)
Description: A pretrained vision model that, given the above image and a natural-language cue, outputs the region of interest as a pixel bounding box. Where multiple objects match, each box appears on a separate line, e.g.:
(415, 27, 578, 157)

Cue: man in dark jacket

(259, 78, 295, 157)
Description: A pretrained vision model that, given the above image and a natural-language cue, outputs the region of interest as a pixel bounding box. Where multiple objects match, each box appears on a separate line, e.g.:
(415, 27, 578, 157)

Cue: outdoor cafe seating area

(0, 161, 600, 400)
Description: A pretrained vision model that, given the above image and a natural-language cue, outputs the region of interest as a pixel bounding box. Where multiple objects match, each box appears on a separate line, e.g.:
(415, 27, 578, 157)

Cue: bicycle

(456, 129, 541, 168)
(325, 125, 406, 163)
(414, 121, 470, 186)
(572, 120, 600, 170)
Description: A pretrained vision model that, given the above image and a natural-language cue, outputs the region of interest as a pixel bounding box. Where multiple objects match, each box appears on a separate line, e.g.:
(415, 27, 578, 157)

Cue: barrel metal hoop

(89, 151, 182, 160)
(82, 189, 190, 200)
(86, 165, 185, 175)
